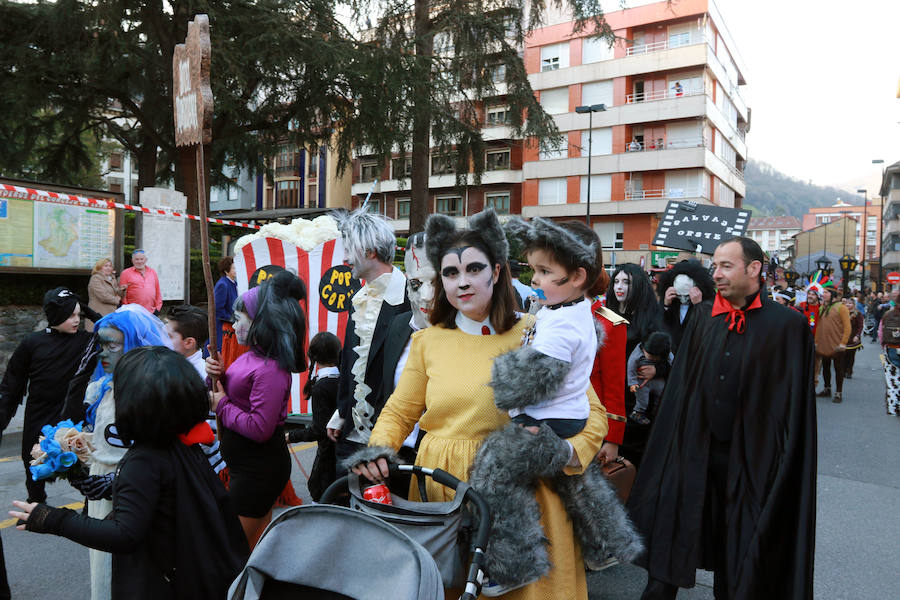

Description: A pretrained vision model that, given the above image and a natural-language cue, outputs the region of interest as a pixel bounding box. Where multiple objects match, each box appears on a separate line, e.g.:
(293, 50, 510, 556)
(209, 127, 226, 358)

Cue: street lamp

(575, 103, 607, 227)
(857, 188, 868, 291)
(784, 269, 800, 288)
(874, 159, 885, 291)
(839, 254, 858, 295)
(815, 254, 832, 274)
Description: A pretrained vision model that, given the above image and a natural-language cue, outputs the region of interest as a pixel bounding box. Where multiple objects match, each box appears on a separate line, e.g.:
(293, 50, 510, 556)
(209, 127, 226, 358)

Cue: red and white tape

(0, 184, 261, 230)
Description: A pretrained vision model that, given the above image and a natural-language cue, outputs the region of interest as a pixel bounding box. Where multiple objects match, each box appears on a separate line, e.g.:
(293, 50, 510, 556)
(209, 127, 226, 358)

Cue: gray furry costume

(468, 216, 643, 586)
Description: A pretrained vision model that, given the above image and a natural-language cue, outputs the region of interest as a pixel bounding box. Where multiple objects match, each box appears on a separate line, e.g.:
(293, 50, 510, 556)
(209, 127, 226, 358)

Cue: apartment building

(801, 199, 881, 264)
(102, 150, 140, 205)
(880, 161, 900, 277)
(348, 0, 748, 266)
(746, 216, 801, 262)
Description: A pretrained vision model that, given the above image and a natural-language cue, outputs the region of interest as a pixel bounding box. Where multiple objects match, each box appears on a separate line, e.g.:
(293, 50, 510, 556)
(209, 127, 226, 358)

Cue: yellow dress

(369, 317, 609, 600)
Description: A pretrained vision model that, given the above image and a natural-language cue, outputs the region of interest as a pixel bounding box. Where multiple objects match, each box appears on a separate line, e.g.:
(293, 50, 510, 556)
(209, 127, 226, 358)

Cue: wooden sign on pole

(173, 14, 218, 364)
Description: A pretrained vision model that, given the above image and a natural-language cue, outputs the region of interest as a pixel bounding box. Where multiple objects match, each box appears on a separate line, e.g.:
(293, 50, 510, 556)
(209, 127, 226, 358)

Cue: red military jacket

(590, 302, 628, 445)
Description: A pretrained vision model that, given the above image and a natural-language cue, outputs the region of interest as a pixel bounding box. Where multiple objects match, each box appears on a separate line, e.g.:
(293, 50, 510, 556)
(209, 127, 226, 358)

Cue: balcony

(521, 195, 718, 220)
(350, 169, 523, 195)
(624, 188, 708, 201)
(623, 137, 705, 153)
(625, 87, 704, 104)
(625, 33, 707, 57)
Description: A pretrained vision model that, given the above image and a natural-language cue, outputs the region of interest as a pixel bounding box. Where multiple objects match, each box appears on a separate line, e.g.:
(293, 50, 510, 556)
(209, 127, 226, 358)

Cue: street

(0, 342, 898, 598)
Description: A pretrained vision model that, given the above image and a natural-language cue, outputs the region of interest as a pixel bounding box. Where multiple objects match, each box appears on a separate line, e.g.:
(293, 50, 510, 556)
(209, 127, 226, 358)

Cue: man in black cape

(627, 237, 816, 599)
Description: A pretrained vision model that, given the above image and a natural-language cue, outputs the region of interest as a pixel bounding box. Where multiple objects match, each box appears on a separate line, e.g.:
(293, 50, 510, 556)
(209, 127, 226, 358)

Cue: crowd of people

(0, 205, 895, 599)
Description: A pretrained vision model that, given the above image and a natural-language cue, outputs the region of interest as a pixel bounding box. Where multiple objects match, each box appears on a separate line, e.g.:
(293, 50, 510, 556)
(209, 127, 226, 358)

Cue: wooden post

(173, 15, 217, 364)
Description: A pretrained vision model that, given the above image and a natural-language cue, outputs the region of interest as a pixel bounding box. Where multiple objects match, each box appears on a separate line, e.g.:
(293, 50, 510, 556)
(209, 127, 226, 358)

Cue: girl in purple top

(207, 271, 307, 548)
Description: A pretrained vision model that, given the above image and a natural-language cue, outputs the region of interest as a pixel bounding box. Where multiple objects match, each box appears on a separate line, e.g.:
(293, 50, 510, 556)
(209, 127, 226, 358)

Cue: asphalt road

(0, 342, 898, 599)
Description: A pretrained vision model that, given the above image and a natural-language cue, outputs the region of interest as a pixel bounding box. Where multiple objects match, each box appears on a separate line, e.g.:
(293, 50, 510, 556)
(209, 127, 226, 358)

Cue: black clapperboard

(653, 201, 751, 254)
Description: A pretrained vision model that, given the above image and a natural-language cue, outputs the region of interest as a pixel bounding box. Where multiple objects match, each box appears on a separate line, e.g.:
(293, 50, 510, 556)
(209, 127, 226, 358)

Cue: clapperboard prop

(653, 201, 751, 254)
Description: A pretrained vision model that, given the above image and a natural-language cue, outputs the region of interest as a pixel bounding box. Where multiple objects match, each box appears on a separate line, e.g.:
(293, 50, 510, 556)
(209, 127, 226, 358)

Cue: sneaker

(832, 392, 842, 403)
(815, 388, 832, 398)
(629, 410, 651, 426)
(481, 577, 537, 597)
(585, 555, 620, 571)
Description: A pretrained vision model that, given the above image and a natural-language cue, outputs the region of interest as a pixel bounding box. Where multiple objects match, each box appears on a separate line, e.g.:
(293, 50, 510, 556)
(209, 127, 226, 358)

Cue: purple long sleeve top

(215, 351, 291, 443)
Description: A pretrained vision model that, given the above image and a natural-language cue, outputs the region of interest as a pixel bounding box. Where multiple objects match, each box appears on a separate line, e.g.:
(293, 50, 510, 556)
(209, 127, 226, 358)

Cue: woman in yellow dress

(349, 209, 609, 599)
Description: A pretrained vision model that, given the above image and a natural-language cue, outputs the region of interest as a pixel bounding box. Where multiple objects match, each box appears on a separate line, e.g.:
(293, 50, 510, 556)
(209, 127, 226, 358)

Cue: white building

(747, 216, 801, 261)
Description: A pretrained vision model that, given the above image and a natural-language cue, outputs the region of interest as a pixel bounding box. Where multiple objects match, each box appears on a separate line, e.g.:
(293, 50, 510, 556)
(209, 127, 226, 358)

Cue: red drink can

(362, 483, 392, 505)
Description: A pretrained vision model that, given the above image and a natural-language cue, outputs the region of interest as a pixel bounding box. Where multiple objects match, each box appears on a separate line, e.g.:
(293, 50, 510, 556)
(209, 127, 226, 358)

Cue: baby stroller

(228, 464, 491, 600)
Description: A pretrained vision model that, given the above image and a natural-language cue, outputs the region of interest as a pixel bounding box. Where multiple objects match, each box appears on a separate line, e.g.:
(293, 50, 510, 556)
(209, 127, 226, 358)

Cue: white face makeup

(405, 244, 436, 330)
(673, 274, 695, 304)
(613, 272, 631, 303)
(97, 326, 125, 374)
(343, 238, 377, 281)
(440, 246, 499, 323)
(233, 311, 252, 345)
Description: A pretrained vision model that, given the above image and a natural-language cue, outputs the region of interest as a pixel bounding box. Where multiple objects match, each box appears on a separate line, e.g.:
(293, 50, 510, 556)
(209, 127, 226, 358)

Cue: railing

(623, 137, 706, 153)
(624, 188, 705, 201)
(625, 87, 704, 104)
(625, 33, 705, 57)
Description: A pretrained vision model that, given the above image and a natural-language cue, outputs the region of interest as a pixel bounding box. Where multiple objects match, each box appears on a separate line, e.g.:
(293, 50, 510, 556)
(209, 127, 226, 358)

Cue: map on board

(0, 194, 115, 270)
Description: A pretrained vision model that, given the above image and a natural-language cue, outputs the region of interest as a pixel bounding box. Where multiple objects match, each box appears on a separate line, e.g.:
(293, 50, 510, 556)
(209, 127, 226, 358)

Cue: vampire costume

(627, 290, 816, 600)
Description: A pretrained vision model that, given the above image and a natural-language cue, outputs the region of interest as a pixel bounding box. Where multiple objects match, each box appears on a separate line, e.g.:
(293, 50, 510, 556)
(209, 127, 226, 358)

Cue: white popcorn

(233, 214, 340, 252)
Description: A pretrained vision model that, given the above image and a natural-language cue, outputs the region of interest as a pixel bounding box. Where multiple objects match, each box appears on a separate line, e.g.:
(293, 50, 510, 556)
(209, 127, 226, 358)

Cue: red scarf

(711, 291, 762, 334)
(178, 421, 215, 446)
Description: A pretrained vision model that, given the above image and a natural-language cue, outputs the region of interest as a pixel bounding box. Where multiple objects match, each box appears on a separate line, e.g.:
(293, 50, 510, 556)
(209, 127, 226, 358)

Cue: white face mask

(405, 244, 436, 330)
(440, 247, 498, 323)
(233, 311, 252, 345)
(613, 272, 631, 303)
(673, 274, 695, 304)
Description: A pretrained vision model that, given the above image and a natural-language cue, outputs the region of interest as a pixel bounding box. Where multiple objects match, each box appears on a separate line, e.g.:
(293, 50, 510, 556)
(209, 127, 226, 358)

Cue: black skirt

(219, 425, 291, 518)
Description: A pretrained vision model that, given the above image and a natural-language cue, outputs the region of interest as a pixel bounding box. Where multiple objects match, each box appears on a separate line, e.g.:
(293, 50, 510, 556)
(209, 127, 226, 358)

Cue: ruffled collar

(455, 311, 495, 335)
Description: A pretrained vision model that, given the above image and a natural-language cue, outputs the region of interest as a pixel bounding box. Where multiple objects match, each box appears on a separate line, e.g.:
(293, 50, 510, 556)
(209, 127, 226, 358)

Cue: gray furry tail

(340, 445, 400, 472)
(467, 424, 572, 585)
(554, 462, 644, 565)
(490, 346, 571, 411)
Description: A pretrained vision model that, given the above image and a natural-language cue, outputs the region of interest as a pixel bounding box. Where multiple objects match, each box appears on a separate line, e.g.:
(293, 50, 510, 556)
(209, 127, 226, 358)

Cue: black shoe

(816, 388, 832, 398)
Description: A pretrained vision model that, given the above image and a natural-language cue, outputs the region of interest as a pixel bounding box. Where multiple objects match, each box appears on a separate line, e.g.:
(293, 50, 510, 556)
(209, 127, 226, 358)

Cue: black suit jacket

(381, 311, 416, 402)
(336, 285, 410, 438)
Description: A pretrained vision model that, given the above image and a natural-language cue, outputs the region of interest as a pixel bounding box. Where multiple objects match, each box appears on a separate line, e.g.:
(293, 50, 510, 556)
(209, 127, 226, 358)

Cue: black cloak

(627, 293, 816, 599)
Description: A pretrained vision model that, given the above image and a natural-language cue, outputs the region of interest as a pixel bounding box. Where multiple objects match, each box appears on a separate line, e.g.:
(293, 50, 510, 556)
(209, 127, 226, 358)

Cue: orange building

(350, 0, 749, 265)
(801, 199, 881, 264)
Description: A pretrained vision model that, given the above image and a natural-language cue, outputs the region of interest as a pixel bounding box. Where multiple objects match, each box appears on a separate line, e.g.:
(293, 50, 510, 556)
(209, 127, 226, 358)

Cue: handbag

(601, 456, 636, 503)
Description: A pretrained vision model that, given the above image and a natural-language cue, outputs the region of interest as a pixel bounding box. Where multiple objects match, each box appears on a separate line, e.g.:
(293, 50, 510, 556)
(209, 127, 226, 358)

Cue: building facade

(349, 0, 749, 266)
(746, 216, 800, 261)
(880, 161, 900, 279)
(800, 199, 881, 265)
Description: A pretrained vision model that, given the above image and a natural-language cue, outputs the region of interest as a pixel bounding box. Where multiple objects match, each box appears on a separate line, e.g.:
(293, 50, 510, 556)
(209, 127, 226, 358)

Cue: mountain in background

(741, 159, 864, 218)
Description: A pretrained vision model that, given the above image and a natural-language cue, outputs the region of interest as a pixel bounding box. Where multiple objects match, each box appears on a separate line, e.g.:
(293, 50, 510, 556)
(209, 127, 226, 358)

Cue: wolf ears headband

(504, 216, 597, 271)
(424, 208, 509, 270)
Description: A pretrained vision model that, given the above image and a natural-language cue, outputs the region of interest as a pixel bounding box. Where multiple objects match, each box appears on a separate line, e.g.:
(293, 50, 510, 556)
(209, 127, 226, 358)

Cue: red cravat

(711, 292, 762, 334)
(482, 326, 491, 335)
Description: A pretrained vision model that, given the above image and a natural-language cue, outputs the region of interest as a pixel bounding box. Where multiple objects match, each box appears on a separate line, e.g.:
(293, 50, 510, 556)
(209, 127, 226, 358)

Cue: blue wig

(85, 304, 173, 427)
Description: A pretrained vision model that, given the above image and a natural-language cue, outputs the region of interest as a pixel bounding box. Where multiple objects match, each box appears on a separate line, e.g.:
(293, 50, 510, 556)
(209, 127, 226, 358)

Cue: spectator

(814, 282, 851, 403)
(842, 298, 864, 379)
(628, 138, 642, 152)
(86, 258, 124, 332)
(672, 81, 684, 96)
(119, 250, 162, 314)
(214, 256, 239, 352)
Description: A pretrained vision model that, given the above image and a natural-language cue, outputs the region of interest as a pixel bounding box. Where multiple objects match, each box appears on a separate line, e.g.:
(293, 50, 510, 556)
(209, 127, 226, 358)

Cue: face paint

(233, 311, 252, 345)
(440, 247, 499, 322)
(97, 326, 125, 374)
(343, 236, 378, 281)
(527, 248, 583, 306)
(405, 244, 436, 330)
(613, 272, 631, 303)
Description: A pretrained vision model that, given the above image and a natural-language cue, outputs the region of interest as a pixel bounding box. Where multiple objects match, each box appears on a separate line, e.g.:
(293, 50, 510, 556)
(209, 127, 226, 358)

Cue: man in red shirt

(119, 249, 162, 314)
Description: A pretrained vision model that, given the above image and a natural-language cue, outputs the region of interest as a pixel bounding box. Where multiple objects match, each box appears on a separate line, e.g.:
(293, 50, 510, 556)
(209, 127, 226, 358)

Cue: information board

(139, 188, 187, 301)
(0, 193, 115, 270)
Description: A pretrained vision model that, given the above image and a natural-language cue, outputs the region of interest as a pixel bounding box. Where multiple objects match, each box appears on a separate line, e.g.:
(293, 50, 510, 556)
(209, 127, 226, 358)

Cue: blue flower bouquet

(29, 420, 94, 482)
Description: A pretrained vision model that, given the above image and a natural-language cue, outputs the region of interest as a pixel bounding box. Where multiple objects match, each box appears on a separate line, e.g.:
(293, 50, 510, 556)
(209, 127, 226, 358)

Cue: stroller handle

(320, 464, 491, 600)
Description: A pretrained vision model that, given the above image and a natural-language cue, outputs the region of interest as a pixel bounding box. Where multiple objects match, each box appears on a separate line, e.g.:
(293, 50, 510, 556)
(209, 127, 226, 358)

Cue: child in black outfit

(286, 332, 341, 502)
(626, 331, 671, 425)
(10, 346, 248, 599)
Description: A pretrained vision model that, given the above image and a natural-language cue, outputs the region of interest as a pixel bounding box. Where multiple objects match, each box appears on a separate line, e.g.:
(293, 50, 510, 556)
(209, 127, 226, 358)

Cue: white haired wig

(335, 206, 396, 266)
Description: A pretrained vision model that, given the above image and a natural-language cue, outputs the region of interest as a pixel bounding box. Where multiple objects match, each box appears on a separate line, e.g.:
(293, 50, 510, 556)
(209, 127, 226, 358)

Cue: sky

(712, 0, 900, 194)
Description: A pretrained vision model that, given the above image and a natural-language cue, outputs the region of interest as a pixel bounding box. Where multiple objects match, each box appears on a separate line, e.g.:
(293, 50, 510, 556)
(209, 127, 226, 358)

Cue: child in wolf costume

(469, 217, 642, 594)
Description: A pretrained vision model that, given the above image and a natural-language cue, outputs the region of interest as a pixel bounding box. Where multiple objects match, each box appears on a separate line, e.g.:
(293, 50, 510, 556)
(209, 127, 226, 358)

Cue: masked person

(656, 260, 716, 354)
(0, 287, 102, 506)
(628, 237, 816, 600)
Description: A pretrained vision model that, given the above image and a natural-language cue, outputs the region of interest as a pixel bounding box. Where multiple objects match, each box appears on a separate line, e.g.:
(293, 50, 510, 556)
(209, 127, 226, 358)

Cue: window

(307, 184, 317, 207)
(486, 149, 511, 171)
(582, 37, 614, 64)
(485, 192, 510, 214)
(581, 80, 614, 108)
(109, 152, 123, 170)
(594, 222, 624, 250)
(308, 153, 318, 177)
(431, 154, 456, 176)
(228, 179, 240, 202)
(397, 198, 411, 219)
(668, 23, 694, 48)
(392, 157, 413, 179)
(486, 105, 510, 126)
(366, 199, 381, 213)
(540, 42, 569, 71)
(108, 177, 123, 193)
(539, 137, 567, 160)
(581, 128, 612, 156)
(579, 174, 612, 203)
(490, 63, 507, 83)
(360, 162, 380, 182)
(868, 216, 877, 229)
(436, 195, 462, 216)
(275, 179, 299, 208)
(538, 178, 567, 205)
(277, 146, 299, 174)
(539, 87, 569, 115)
